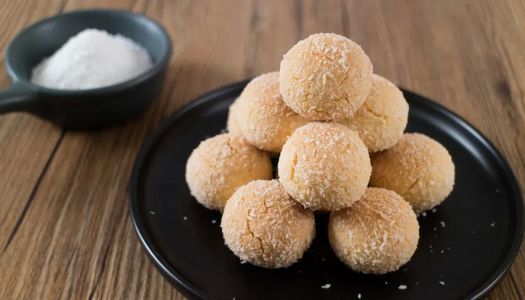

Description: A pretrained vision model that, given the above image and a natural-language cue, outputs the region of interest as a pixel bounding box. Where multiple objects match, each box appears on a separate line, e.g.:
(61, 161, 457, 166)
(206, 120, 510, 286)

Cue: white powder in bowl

(31, 29, 153, 90)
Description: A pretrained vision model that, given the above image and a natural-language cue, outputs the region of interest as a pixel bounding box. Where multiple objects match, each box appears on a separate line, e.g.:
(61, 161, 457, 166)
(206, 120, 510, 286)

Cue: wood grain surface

(0, 0, 524, 299)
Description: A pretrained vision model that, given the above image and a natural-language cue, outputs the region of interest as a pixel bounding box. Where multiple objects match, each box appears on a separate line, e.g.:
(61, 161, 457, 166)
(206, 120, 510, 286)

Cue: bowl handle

(0, 82, 38, 113)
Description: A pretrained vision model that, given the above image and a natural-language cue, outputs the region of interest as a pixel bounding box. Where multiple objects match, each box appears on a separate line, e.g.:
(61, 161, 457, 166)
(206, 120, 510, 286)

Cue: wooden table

(0, 0, 524, 299)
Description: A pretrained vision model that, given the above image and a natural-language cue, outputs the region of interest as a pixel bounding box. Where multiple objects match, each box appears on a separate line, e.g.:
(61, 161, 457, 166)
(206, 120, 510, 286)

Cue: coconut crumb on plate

(321, 284, 331, 289)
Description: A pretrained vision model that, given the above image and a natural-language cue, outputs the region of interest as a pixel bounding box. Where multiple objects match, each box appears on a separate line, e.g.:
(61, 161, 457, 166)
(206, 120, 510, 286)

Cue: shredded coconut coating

(339, 74, 408, 152)
(221, 180, 315, 268)
(185, 133, 273, 211)
(279, 33, 373, 121)
(226, 98, 243, 137)
(370, 133, 455, 213)
(235, 72, 309, 153)
(328, 188, 419, 274)
(278, 122, 371, 211)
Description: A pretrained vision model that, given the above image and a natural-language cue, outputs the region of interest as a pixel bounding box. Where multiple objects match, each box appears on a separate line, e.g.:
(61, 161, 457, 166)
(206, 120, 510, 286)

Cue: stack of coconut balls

(186, 33, 455, 273)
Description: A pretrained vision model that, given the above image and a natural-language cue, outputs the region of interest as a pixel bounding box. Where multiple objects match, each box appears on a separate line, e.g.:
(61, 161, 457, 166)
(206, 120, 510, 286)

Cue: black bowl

(0, 9, 171, 130)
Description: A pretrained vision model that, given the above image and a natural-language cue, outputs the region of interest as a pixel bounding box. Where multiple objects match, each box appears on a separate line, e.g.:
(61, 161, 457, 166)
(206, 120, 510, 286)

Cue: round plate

(129, 80, 523, 300)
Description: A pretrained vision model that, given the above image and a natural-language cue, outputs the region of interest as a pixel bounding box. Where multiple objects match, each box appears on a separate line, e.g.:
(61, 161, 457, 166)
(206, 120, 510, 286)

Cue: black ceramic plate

(129, 80, 523, 300)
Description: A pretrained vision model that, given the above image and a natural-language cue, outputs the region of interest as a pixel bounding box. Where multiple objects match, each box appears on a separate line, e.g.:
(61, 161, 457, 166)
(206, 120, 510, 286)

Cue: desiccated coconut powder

(31, 29, 153, 90)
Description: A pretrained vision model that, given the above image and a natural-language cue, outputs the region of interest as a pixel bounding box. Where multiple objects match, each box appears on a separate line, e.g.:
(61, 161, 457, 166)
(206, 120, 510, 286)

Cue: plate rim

(128, 80, 524, 300)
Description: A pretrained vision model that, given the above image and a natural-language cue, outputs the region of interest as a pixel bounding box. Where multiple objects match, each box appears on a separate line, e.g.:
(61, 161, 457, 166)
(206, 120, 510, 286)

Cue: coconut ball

(328, 188, 419, 274)
(278, 122, 371, 211)
(340, 74, 409, 152)
(235, 72, 309, 153)
(221, 180, 315, 268)
(370, 133, 455, 213)
(226, 98, 243, 137)
(185, 133, 273, 211)
(279, 33, 373, 121)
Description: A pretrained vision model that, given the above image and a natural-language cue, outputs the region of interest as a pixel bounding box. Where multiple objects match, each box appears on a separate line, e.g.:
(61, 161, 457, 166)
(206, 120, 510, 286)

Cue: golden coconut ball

(226, 98, 243, 137)
(279, 33, 373, 121)
(370, 133, 455, 213)
(221, 180, 315, 268)
(185, 133, 272, 211)
(235, 72, 309, 153)
(340, 74, 409, 152)
(278, 122, 371, 211)
(328, 188, 419, 274)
